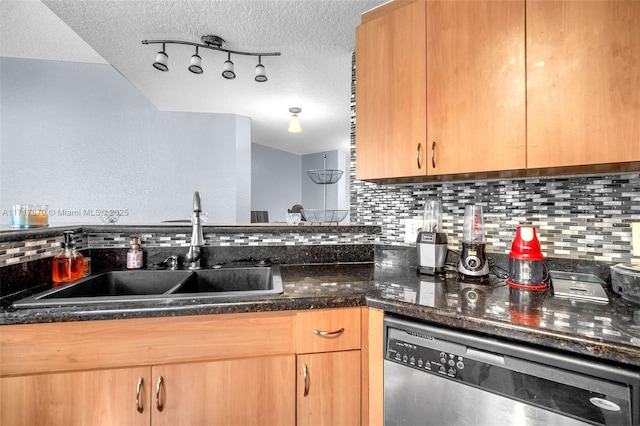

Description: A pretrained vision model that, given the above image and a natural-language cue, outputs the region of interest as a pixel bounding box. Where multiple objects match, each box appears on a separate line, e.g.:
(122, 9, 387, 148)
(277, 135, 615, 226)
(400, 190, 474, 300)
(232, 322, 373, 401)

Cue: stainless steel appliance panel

(383, 315, 639, 426)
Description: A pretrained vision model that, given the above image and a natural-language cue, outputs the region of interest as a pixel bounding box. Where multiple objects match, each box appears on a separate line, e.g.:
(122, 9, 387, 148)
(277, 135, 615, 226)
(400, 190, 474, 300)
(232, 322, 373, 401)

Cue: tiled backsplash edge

(349, 53, 640, 265)
(0, 230, 377, 268)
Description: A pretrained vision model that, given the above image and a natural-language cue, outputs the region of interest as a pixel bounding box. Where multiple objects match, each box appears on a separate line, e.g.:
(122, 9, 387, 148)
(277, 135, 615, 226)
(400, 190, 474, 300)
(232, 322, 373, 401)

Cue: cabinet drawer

(296, 308, 361, 354)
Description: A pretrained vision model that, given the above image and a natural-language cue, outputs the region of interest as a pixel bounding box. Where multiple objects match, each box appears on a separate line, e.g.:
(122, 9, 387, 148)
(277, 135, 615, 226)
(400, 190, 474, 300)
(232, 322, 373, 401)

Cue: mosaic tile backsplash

(0, 230, 376, 268)
(348, 54, 640, 264)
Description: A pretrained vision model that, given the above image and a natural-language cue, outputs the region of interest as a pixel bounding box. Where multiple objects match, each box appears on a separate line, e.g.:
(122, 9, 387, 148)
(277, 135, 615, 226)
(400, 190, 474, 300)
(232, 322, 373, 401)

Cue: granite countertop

(2, 262, 639, 368)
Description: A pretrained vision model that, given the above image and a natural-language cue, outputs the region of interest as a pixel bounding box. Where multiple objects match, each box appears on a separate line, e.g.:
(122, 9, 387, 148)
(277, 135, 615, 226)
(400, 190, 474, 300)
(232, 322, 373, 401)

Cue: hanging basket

(307, 169, 343, 185)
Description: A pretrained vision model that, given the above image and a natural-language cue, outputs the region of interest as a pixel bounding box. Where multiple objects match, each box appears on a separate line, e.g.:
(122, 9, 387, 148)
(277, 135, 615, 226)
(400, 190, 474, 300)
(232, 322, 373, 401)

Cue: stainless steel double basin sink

(12, 265, 283, 308)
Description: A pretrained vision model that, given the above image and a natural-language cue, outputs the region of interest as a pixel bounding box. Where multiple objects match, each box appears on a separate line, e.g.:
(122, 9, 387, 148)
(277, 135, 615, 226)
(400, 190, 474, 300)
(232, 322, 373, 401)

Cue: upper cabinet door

(356, 1, 427, 180)
(426, 0, 526, 175)
(527, 0, 640, 169)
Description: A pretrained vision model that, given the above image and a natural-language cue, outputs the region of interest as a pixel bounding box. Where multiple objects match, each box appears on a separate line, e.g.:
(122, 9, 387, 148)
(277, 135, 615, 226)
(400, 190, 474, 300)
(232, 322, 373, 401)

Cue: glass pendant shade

(153, 50, 169, 72)
(288, 114, 302, 133)
(222, 54, 236, 79)
(189, 54, 203, 74)
(255, 60, 267, 82)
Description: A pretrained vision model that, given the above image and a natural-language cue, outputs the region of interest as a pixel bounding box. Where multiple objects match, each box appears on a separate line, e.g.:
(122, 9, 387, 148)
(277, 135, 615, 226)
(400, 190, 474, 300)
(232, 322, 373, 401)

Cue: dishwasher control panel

(386, 336, 466, 379)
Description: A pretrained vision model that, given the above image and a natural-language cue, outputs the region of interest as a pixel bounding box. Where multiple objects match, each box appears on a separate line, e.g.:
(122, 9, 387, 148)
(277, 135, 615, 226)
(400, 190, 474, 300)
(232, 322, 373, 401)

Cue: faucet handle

(193, 191, 202, 212)
(159, 255, 179, 270)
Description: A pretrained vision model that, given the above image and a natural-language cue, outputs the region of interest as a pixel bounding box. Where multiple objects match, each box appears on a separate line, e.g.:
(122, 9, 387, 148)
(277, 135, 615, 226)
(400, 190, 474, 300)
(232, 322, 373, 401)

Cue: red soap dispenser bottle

(52, 231, 84, 284)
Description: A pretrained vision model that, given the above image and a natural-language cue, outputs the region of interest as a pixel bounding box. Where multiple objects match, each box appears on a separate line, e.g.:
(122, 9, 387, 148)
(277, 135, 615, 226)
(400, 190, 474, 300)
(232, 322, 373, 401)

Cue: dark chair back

(251, 211, 269, 223)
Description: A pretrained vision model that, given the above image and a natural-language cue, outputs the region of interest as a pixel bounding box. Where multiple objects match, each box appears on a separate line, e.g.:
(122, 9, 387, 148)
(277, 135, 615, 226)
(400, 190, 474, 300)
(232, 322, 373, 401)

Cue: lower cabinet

(297, 350, 361, 426)
(1, 367, 151, 426)
(153, 355, 295, 426)
(296, 307, 363, 426)
(0, 308, 366, 426)
(1, 356, 296, 426)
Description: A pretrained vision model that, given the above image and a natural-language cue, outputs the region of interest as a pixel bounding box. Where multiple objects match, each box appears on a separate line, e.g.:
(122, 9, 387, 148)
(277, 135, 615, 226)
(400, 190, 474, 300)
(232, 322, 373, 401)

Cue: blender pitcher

(457, 205, 490, 279)
(417, 198, 448, 275)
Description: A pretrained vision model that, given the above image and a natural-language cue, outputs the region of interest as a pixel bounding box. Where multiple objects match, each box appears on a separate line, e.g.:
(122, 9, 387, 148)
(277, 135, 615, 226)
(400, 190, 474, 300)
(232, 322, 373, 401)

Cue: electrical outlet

(632, 223, 640, 257)
(404, 219, 423, 243)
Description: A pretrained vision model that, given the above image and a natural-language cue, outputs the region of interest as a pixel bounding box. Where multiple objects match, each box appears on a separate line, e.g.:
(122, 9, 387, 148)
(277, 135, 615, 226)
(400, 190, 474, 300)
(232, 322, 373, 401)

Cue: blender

(417, 198, 448, 275)
(506, 226, 547, 290)
(457, 205, 490, 279)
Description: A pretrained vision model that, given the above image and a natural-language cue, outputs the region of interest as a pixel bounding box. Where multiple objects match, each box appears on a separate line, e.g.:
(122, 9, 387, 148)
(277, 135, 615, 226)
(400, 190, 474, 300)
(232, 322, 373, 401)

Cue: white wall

(251, 146, 351, 223)
(0, 57, 251, 224)
(251, 143, 302, 223)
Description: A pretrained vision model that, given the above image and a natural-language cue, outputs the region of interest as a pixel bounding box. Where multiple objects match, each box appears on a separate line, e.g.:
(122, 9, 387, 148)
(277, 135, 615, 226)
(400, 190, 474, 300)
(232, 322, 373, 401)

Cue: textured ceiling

(1, 0, 388, 155)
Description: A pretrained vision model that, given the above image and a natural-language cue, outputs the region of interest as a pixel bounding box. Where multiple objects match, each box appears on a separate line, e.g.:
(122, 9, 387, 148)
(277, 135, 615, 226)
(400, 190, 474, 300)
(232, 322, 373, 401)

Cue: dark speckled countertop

(2, 261, 639, 368)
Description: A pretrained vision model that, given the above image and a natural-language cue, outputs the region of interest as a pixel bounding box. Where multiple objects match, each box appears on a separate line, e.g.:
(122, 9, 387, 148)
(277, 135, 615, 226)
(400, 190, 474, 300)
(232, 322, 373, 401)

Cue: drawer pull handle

(303, 364, 309, 397)
(431, 141, 436, 168)
(416, 143, 422, 169)
(136, 377, 144, 413)
(155, 376, 164, 412)
(312, 327, 345, 338)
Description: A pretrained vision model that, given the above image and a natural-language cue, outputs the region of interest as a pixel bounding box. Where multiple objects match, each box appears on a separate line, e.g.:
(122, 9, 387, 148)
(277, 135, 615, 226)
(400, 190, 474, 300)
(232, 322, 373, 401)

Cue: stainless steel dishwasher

(384, 314, 639, 426)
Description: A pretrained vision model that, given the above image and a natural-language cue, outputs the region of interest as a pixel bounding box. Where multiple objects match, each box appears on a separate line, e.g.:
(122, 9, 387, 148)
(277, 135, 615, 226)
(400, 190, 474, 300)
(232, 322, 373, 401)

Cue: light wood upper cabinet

(1, 367, 151, 426)
(355, 0, 427, 180)
(356, 0, 526, 180)
(426, 0, 526, 175)
(526, 0, 640, 169)
(356, 0, 638, 180)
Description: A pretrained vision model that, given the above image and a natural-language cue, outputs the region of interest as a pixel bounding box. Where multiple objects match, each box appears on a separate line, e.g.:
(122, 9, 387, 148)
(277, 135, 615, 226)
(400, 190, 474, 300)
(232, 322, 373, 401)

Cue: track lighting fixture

(288, 107, 302, 133)
(153, 43, 168, 72)
(255, 56, 267, 82)
(189, 46, 203, 74)
(222, 52, 235, 79)
(142, 35, 280, 82)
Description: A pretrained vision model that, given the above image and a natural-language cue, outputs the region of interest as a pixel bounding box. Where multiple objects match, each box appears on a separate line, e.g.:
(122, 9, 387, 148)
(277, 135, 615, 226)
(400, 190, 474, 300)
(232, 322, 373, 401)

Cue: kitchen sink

(11, 266, 283, 308)
(175, 267, 280, 295)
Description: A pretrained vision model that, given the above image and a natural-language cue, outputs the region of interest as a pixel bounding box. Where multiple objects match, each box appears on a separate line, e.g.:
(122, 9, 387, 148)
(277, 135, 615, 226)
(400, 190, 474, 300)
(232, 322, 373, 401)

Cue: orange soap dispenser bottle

(52, 231, 84, 284)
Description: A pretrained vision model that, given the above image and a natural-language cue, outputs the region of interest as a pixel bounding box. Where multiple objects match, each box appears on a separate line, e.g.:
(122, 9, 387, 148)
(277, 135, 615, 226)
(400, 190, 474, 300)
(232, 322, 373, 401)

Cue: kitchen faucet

(186, 191, 204, 270)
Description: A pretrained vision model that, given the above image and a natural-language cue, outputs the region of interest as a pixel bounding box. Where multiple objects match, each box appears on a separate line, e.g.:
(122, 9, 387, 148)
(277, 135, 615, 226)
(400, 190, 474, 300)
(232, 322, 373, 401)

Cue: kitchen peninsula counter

(2, 260, 639, 369)
(0, 223, 380, 243)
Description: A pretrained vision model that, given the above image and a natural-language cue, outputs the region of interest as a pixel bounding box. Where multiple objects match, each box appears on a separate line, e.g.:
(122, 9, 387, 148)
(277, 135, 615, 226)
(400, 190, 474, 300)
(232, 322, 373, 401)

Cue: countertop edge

(2, 292, 638, 368)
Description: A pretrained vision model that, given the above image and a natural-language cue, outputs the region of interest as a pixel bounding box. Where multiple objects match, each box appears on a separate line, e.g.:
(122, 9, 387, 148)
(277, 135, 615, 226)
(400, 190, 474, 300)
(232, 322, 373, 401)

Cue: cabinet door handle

(416, 143, 422, 169)
(431, 141, 436, 168)
(136, 377, 144, 413)
(312, 327, 344, 338)
(303, 364, 309, 397)
(155, 376, 164, 412)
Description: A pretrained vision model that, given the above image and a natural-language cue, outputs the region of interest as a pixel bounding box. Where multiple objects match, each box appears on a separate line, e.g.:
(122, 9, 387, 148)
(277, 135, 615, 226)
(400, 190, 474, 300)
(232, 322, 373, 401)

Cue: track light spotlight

(153, 43, 169, 72)
(288, 107, 302, 133)
(222, 52, 235, 79)
(142, 35, 280, 82)
(255, 56, 268, 82)
(189, 46, 203, 74)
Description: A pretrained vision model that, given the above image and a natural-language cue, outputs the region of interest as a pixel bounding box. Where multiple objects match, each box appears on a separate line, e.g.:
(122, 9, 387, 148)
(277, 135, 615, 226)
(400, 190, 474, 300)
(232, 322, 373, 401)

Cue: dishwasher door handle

(466, 348, 505, 365)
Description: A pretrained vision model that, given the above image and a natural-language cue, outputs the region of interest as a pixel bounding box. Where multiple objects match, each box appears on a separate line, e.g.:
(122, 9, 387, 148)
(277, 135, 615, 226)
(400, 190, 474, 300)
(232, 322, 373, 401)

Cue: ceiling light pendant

(153, 43, 169, 72)
(288, 107, 302, 133)
(222, 52, 235, 79)
(255, 56, 268, 82)
(142, 35, 280, 82)
(189, 46, 203, 74)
